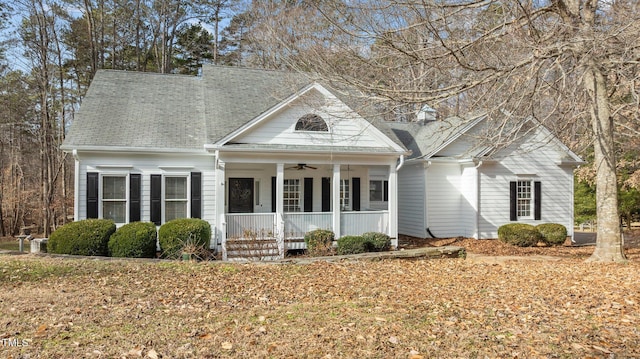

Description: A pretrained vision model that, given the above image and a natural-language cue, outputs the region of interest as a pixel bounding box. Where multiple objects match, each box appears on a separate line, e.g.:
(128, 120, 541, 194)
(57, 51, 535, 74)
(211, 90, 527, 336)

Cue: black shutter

(87, 172, 99, 219)
(321, 177, 331, 212)
(534, 181, 542, 220)
(352, 177, 361, 211)
(304, 177, 313, 212)
(191, 172, 202, 219)
(150, 174, 162, 225)
(129, 174, 141, 222)
(383, 180, 389, 202)
(509, 181, 517, 221)
(271, 177, 277, 212)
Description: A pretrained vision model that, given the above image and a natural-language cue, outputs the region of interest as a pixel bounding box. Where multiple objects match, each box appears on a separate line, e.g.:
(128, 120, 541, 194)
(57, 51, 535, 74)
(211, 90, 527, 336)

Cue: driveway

(573, 231, 596, 246)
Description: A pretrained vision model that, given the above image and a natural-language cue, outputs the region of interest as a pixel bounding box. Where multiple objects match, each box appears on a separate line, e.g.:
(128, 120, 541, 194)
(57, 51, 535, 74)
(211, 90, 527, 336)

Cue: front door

(228, 178, 254, 213)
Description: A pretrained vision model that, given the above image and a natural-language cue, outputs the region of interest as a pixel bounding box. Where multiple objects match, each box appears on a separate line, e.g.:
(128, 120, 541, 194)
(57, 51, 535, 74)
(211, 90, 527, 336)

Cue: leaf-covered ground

(1, 237, 639, 359)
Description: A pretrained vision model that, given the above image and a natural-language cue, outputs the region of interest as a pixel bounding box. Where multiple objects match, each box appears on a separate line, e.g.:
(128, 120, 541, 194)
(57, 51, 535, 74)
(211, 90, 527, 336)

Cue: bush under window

(158, 218, 211, 259)
(48, 219, 116, 256)
(498, 223, 543, 247)
(108, 221, 158, 258)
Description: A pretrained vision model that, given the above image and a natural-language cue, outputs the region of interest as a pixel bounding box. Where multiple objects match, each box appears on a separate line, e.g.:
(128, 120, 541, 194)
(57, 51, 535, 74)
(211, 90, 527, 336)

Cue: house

(389, 111, 583, 240)
(61, 66, 409, 260)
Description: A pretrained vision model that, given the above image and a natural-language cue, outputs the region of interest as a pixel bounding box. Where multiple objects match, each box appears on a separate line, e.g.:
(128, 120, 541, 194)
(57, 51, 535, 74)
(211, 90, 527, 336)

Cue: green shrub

(362, 232, 391, 252)
(158, 218, 211, 259)
(536, 223, 567, 246)
(337, 235, 369, 255)
(497, 223, 542, 247)
(108, 222, 157, 258)
(304, 229, 335, 256)
(48, 219, 116, 256)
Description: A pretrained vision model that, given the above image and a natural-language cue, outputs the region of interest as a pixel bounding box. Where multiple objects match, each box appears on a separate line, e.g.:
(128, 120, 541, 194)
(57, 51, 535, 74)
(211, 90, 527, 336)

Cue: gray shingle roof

(388, 115, 481, 160)
(62, 70, 206, 151)
(62, 65, 407, 153)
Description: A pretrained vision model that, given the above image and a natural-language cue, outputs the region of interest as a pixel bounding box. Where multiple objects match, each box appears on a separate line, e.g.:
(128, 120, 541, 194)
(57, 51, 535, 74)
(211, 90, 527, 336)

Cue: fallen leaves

(0, 254, 638, 358)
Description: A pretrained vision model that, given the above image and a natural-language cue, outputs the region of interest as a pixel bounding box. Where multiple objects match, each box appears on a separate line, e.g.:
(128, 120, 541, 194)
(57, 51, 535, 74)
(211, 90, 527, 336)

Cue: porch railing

(341, 210, 389, 236)
(283, 212, 332, 239)
(225, 210, 389, 240)
(226, 213, 276, 239)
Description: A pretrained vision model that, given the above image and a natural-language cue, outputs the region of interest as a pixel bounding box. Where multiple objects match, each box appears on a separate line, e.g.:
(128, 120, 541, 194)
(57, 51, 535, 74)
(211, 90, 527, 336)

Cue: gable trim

(425, 113, 487, 158)
(215, 82, 318, 146)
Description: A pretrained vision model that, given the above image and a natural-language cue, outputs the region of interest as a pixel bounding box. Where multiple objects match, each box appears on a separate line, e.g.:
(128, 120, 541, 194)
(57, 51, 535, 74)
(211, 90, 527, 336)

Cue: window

(102, 176, 126, 223)
(340, 179, 350, 210)
(165, 176, 188, 221)
(517, 180, 532, 218)
(510, 180, 541, 221)
(369, 180, 388, 202)
(283, 179, 301, 212)
(295, 113, 328, 132)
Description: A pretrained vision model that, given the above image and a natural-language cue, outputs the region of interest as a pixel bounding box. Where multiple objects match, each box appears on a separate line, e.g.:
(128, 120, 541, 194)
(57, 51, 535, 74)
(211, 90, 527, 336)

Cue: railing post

(277, 214, 285, 259)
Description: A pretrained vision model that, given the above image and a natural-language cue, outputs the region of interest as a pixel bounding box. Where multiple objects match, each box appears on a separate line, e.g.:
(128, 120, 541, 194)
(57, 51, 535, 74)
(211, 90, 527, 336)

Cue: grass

(0, 239, 21, 251)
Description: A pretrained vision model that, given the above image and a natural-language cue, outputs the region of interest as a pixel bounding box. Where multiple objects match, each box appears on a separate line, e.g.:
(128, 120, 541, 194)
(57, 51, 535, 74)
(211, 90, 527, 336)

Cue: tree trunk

(584, 62, 626, 262)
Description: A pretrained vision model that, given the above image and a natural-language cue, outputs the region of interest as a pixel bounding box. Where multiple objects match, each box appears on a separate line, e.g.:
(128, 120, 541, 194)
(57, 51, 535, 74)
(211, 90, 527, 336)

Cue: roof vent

(416, 105, 437, 124)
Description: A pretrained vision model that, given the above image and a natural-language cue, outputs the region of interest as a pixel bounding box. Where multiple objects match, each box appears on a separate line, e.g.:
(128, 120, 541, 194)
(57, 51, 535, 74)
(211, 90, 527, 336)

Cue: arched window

(295, 113, 329, 132)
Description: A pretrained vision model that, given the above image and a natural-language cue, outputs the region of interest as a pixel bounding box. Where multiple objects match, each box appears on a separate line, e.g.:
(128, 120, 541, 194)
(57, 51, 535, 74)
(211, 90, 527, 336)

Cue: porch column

(389, 163, 398, 248)
(276, 163, 285, 258)
(216, 159, 227, 260)
(332, 164, 341, 239)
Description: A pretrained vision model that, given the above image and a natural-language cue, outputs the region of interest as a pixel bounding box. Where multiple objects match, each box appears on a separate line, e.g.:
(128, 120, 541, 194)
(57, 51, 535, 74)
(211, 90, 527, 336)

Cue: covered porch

(215, 157, 399, 260)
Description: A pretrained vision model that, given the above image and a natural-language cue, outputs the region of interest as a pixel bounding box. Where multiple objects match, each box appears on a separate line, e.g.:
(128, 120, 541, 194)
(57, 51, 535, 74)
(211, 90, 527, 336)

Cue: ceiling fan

(287, 163, 317, 170)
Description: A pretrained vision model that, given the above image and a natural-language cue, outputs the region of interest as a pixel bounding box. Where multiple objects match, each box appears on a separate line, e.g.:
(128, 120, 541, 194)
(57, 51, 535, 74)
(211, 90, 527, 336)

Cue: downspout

(214, 149, 226, 258)
(395, 154, 405, 172)
(424, 160, 432, 238)
(474, 160, 483, 240)
(72, 150, 80, 222)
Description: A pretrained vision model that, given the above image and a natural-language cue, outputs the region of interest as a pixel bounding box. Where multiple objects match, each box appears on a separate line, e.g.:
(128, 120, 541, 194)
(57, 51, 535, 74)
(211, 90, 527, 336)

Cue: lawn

(1, 249, 639, 358)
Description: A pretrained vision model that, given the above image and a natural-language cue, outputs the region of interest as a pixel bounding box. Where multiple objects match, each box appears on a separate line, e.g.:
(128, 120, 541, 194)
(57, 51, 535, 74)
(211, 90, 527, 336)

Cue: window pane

(370, 180, 383, 201)
(166, 201, 187, 221)
(517, 180, 532, 217)
(103, 201, 126, 223)
(166, 177, 187, 200)
(103, 176, 126, 199)
(340, 179, 350, 209)
(283, 179, 300, 212)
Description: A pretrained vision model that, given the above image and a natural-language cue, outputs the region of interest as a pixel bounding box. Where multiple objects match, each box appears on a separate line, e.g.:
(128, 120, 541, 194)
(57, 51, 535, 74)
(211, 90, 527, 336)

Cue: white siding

(459, 165, 479, 238)
(437, 121, 485, 157)
(233, 90, 395, 150)
(76, 152, 217, 246)
(397, 162, 427, 238)
(426, 163, 467, 237)
(478, 130, 575, 239)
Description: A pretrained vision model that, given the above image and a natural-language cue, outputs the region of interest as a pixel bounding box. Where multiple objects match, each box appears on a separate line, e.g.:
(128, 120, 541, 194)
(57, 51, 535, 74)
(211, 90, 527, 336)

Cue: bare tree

(249, 0, 640, 262)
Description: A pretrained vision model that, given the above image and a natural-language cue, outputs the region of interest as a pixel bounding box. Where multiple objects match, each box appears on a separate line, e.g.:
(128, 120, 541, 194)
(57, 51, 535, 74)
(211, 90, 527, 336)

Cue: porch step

(225, 239, 280, 261)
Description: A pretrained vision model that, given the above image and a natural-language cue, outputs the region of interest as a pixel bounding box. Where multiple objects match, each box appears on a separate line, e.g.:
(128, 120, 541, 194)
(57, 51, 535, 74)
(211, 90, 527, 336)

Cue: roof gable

(390, 113, 582, 163)
(219, 83, 406, 153)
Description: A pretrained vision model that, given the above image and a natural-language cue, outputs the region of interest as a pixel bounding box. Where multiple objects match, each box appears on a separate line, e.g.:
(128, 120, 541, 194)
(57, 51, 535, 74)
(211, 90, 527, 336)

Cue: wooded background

(0, 1, 638, 260)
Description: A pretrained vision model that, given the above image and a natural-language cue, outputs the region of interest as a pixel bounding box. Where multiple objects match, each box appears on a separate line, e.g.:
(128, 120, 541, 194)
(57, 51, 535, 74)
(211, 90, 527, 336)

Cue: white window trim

(98, 172, 129, 224)
(516, 178, 534, 220)
(162, 173, 191, 223)
(283, 178, 301, 212)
